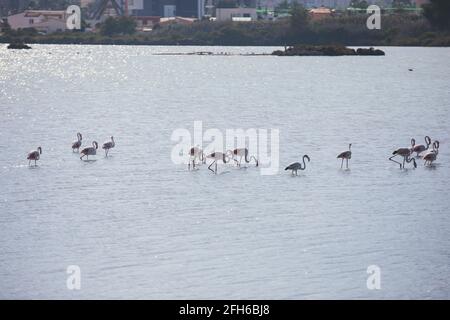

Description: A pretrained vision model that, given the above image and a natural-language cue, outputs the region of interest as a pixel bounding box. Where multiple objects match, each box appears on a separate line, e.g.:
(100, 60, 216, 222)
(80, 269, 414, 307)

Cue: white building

(215, 7, 257, 21)
(7, 10, 68, 33)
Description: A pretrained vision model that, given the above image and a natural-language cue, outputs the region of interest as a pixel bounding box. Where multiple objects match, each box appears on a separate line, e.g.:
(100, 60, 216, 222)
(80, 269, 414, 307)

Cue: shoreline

(2, 41, 450, 48)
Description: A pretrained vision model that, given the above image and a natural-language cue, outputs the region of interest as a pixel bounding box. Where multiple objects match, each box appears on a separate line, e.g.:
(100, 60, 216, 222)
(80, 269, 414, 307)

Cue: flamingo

(411, 136, 431, 157)
(389, 148, 417, 169)
(188, 146, 205, 170)
(71, 132, 82, 152)
(428, 140, 439, 154)
(421, 140, 439, 157)
(80, 141, 98, 160)
(228, 148, 258, 167)
(102, 136, 115, 157)
(285, 155, 310, 175)
(423, 141, 439, 166)
(337, 144, 352, 169)
(27, 147, 42, 166)
(206, 152, 230, 174)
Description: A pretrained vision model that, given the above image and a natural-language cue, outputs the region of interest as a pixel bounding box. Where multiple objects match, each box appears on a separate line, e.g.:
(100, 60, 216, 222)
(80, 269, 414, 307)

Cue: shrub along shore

(1, 14, 450, 47)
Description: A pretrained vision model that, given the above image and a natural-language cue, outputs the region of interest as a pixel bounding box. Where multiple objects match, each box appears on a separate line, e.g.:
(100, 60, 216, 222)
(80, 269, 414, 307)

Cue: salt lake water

(0, 45, 449, 299)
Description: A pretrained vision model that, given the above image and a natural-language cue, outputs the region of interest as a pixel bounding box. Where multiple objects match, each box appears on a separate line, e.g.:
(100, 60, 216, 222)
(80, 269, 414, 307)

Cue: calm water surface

(0, 45, 449, 299)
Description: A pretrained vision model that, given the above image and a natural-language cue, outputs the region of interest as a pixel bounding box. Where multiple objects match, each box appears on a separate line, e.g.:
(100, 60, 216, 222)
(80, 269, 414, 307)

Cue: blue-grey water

(0, 45, 449, 299)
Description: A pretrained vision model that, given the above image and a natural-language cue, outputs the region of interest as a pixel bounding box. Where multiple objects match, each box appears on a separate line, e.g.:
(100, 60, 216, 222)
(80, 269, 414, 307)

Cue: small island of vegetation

(7, 42, 32, 49)
(272, 45, 385, 56)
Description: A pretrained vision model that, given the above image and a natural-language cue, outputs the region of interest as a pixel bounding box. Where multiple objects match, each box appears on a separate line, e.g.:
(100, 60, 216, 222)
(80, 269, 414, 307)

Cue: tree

(349, 0, 369, 9)
(290, 2, 309, 31)
(275, 0, 290, 11)
(423, 0, 450, 30)
(0, 19, 11, 34)
(392, 0, 411, 13)
(392, 0, 411, 6)
(100, 16, 137, 36)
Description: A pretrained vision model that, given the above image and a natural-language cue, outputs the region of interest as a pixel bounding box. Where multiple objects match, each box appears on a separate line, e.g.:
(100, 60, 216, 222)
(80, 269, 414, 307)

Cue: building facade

(130, 0, 203, 18)
(216, 7, 257, 21)
(7, 10, 67, 33)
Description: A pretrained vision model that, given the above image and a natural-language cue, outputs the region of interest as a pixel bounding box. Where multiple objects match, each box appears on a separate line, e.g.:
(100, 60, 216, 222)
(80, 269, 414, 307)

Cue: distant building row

(3, 0, 430, 34)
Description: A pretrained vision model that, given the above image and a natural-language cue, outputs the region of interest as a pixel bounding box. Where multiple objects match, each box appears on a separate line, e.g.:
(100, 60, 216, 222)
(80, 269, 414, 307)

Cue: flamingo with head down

(389, 147, 417, 169)
(80, 141, 98, 160)
(227, 148, 258, 168)
(206, 152, 230, 174)
(27, 147, 42, 166)
(188, 146, 205, 170)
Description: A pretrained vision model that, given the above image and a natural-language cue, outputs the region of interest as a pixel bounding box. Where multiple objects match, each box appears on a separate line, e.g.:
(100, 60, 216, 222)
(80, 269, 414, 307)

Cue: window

(29, 19, 34, 24)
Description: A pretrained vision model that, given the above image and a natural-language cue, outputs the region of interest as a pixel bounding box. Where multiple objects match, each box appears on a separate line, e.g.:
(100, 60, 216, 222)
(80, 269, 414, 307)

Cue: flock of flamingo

(186, 136, 440, 175)
(389, 136, 440, 169)
(186, 142, 347, 175)
(26, 133, 440, 174)
(26, 132, 115, 165)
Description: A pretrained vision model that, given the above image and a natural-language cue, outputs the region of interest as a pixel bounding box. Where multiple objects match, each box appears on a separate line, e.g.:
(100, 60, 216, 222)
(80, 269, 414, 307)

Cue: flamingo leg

(340, 158, 344, 169)
(215, 162, 218, 174)
(208, 160, 216, 173)
(389, 155, 402, 169)
(346, 158, 349, 169)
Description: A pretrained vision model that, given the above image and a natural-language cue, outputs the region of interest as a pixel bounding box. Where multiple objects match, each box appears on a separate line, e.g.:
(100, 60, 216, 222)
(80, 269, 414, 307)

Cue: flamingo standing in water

(188, 146, 205, 170)
(337, 144, 352, 169)
(102, 136, 115, 157)
(285, 155, 310, 175)
(389, 147, 417, 169)
(411, 136, 431, 157)
(423, 141, 439, 166)
(80, 141, 98, 160)
(206, 152, 230, 174)
(228, 148, 258, 167)
(27, 147, 42, 166)
(71, 132, 82, 152)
